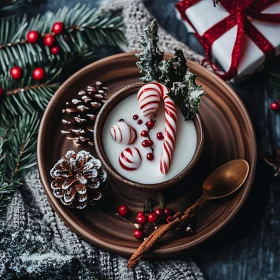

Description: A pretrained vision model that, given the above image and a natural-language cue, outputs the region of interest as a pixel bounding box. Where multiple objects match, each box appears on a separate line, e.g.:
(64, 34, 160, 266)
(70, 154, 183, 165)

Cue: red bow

(176, 0, 280, 80)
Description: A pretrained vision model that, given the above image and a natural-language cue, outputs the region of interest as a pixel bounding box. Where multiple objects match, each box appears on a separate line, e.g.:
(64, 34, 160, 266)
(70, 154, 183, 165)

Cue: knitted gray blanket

(0, 0, 205, 279)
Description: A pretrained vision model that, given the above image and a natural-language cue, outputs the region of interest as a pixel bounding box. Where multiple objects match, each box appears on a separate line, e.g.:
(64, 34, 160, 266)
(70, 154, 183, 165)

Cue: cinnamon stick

(127, 205, 198, 269)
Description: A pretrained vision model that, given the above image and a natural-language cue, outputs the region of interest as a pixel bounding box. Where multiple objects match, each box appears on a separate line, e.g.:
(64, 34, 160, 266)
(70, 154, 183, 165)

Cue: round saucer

(38, 52, 257, 258)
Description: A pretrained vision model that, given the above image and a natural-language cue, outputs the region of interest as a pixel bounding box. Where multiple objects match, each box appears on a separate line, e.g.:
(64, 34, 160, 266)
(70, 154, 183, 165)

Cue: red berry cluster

(132, 114, 143, 125)
(117, 204, 174, 240)
(270, 100, 280, 112)
(140, 119, 157, 161)
(26, 22, 65, 55)
(9, 66, 45, 81)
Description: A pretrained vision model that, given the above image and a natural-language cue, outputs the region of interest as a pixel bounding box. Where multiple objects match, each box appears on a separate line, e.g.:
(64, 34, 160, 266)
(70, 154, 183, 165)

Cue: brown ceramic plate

(38, 52, 257, 258)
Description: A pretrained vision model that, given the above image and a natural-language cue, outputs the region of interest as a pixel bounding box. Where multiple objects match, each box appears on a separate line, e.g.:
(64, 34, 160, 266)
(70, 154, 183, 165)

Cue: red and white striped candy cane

(137, 82, 177, 174)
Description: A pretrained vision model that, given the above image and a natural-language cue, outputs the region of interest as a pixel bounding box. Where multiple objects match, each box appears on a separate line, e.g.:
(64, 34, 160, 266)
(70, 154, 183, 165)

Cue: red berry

(147, 120, 155, 129)
(44, 35, 55, 46)
(147, 140, 154, 146)
(26, 30, 39, 44)
(146, 153, 154, 161)
(0, 87, 5, 97)
(166, 215, 173, 223)
(10, 66, 22, 80)
(155, 208, 165, 217)
(270, 101, 279, 112)
(138, 120, 143, 124)
(118, 205, 129, 217)
(32, 68, 45, 81)
(157, 132, 164, 140)
(137, 212, 144, 217)
(141, 130, 148, 137)
(50, 45, 60, 55)
(52, 22, 64, 34)
(133, 114, 138, 120)
(147, 213, 158, 223)
(142, 140, 149, 147)
(133, 229, 144, 240)
(164, 208, 173, 216)
(136, 214, 147, 224)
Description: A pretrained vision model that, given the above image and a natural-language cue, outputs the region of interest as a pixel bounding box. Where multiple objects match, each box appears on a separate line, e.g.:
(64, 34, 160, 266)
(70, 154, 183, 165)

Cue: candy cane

(137, 82, 177, 174)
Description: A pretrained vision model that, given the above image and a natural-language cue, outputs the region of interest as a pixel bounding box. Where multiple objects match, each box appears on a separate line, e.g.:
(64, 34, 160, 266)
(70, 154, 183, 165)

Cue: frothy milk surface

(103, 93, 197, 184)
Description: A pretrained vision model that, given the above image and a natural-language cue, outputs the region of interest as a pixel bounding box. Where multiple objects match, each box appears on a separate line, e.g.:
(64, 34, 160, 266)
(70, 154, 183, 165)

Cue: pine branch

(0, 5, 125, 210)
(0, 112, 39, 209)
(0, 4, 125, 73)
(136, 19, 163, 83)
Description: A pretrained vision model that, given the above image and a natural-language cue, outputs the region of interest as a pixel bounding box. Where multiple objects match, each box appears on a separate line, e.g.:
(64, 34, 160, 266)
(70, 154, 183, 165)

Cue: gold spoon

(191, 159, 249, 207)
(128, 159, 250, 269)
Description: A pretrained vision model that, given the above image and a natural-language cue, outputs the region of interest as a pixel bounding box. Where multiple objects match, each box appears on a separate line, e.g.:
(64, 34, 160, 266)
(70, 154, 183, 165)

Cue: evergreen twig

(0, 5, 125, 210)
(0, 4, 125, 73)
(0, 112, 39, 208)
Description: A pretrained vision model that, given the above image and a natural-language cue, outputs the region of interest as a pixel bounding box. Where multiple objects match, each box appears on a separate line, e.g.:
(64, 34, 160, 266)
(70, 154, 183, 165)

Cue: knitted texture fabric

(0, 0, 206, 279)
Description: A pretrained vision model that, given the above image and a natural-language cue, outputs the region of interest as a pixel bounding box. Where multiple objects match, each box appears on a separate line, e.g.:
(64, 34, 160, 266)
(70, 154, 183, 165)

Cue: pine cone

(61, 81, 108, 146)
(50, 150, 107, 209)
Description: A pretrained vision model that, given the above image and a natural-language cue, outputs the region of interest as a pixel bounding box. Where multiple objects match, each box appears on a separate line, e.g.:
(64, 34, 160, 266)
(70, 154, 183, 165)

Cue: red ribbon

(176, 0, 280, 80)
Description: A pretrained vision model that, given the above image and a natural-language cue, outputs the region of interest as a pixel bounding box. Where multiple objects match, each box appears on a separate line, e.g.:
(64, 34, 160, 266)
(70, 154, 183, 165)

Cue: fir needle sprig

(0, 4, 125, 210)
(0, 112, 39, 209)
(136, 20, 204, 120)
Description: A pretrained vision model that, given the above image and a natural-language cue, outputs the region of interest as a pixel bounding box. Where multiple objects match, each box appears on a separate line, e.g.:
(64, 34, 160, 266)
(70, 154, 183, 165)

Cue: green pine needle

(0, 5, 125, 210)
(0, 112, 39, 208)
(0, 4, 125, 73)
(136, 20, 204, 120)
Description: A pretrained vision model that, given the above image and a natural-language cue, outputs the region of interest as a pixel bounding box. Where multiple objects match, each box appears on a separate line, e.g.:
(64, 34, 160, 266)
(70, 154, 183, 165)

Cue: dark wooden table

(18, 0, 280, 279)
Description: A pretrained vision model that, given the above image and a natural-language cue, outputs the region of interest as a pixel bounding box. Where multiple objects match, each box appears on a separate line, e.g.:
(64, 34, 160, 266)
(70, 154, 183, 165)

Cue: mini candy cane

(137, 82, 177, 174)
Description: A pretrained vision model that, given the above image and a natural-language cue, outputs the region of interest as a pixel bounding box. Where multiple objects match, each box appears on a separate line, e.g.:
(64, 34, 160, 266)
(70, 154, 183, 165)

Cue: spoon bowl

(202, 159, 249, 199)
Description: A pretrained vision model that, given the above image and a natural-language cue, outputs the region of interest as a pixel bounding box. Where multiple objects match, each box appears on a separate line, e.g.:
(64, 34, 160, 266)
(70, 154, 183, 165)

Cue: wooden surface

(22, 0, 280, 279)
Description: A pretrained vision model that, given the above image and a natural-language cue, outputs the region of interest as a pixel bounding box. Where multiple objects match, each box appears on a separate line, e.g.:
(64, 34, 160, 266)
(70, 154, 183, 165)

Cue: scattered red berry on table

(10, 66, 22, 80)
(0, 87, 5, 97)
(137, 212, 144, 217)
(141, 130, 148, 137)
(164, 208, 173, 216)
(146, 153, 154, 161)
(142, 140, 149, 147)
(137, 120, 143, 124)
(136, 214, 147, 224)
(147, 140, 154, 146)
(166, 215, 173, 223)
(133, 229, 144, 240)
(44, 35, 55, 46)
(147, 120, 155, 129)
(50, 45, 60, 55)
(147, 213, 158, 223)
(155, 208, 165, 217)
(32, 67, 45, 80)
(52, 22, 64, 34)
(157, 132, 164, 140)
(118, 205, 129, 217)
(27, 30, 40, 44)
(270, 101, 279, 112)
(133, 114, 138, 120)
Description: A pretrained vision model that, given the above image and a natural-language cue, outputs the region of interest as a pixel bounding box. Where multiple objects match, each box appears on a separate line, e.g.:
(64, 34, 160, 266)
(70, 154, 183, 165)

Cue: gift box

(176, 0, 280, 82)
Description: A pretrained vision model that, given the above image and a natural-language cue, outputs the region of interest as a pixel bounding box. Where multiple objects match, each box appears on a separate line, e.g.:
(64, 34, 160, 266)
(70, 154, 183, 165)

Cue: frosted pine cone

(61, 81, 107, 146)
(50, 150, 107, 209)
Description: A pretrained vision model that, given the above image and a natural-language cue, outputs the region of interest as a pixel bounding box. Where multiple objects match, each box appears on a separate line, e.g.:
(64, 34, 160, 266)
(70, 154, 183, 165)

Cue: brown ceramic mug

(94, 83, 204, 190)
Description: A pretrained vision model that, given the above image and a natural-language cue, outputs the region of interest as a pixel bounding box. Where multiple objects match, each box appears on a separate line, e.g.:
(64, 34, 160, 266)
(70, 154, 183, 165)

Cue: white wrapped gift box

(176, 0, 280, 82)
